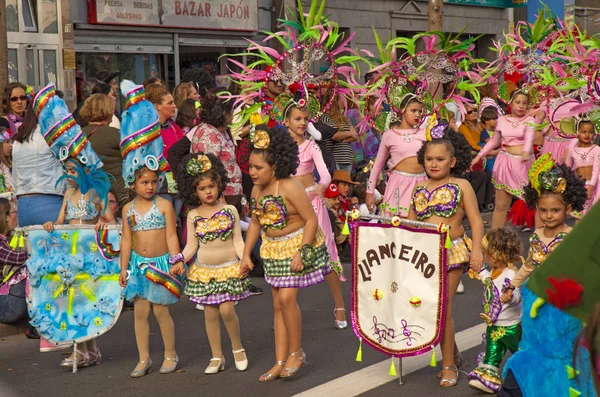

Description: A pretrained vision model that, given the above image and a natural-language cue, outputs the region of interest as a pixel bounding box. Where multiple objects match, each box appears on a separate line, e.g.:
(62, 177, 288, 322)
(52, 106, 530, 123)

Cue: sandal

(440, 365, 459, 388)
(279, 349, 307, 378)
(259, 360, 285, 382)
(437, 351, 462, 377)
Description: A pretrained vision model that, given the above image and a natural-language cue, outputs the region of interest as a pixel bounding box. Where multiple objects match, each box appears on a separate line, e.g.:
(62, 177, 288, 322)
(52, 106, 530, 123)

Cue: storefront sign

(88, 0, 259, 31)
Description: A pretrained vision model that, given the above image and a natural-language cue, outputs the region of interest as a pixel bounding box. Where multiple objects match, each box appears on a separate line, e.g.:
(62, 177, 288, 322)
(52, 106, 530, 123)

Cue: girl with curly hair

(471, 90, 546, 229)
(240, 126, 331, 381)
(467, 228, 524, 394)
(408, 122, 484, 388)
(501, 154, 587, 303)
(176, 152, 251, 375)
(285, 101, 347, 329)
(365, 95, 428, 217)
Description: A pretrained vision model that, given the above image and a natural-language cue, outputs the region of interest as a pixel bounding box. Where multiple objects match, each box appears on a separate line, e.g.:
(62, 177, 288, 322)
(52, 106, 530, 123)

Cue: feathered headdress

(528, 153, 566, 196)
(359, 30, 484, 133)
(34, 84, 102, 167)
(225, 0, 361, 127)
(119, 80, 169, 187)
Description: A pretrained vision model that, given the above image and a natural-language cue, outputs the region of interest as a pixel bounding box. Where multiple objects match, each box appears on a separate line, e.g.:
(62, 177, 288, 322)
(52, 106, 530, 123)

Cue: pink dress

(564, 144, 600, 219)
(476, 115, 535, 198)
(367, 128, 427, 217)
(541, 127, 575, 164)
(293, 140, 344, 280)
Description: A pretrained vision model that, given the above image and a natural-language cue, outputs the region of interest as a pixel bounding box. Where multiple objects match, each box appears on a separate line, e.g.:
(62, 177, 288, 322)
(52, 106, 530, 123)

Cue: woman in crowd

(91, 82, 120, 128)
(175, 98, 200, 134)
(0, 198, 28, 325)
(173, 82, 200, 110)
(146, 84, 185, 216)
(191, 97, 244, 207)
(1, 82, 29, 137)
(79, 93, 128, 211)
(318, 90, 359, 174)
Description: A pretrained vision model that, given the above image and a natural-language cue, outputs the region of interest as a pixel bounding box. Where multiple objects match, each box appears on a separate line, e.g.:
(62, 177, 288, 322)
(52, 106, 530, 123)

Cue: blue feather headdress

(119, 80, 168, 187)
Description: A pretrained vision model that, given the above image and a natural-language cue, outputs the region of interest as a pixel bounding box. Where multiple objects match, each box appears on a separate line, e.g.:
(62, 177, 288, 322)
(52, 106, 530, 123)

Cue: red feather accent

(545, 277, 583, 310)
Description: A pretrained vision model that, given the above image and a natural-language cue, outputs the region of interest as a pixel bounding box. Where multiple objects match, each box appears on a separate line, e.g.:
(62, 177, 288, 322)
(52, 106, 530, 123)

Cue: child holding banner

(241, 127, 332, 381)
(500, 154, 587, 303)
(468, 228, 523, 394)
(408, 122, 484, 388)
(175, 152, 251, 374)
(118, 81, 186, 378)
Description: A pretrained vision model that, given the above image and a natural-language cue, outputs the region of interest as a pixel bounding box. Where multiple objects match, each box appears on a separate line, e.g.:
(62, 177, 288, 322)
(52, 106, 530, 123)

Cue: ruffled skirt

(492, 151, 533, 198)
(541, 137, 573, 164)
(185, 260, 250, 305)
(261, 227, 331, 288)
(380, 171, 428, 217)
(122, 251, 183, 306)
(447, 236, 472, 273)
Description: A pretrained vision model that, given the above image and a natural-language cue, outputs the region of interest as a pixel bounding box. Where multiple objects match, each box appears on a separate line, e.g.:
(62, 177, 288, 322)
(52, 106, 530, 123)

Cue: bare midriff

(393, 157, 425, 174)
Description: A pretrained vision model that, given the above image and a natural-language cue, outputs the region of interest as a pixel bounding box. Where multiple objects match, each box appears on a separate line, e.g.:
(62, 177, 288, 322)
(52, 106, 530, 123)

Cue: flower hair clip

(251, 129, 270, 149)
(539, 168, 567, 194)
(528, 153, 566, 195)
(186, 154, 213, 176)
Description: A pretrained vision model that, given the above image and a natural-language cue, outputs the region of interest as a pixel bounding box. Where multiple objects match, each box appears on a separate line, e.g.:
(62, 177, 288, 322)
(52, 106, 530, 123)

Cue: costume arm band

(168, 252, 184, 265)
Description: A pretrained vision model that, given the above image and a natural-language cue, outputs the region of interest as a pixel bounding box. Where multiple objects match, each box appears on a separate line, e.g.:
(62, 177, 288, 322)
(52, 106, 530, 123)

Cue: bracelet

(169, 252, 184, 265)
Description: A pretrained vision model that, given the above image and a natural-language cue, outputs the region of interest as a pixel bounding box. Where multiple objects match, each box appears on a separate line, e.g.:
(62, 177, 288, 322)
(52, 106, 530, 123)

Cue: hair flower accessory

(297, 98, 306, 108)
(186, 154, 213, 176)
(252, 130, 270, 149)
(528, 153, 567, 195)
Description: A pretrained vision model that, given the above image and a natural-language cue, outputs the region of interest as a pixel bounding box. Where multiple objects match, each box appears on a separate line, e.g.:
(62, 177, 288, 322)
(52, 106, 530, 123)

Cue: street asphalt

(0, 214, 538, 397)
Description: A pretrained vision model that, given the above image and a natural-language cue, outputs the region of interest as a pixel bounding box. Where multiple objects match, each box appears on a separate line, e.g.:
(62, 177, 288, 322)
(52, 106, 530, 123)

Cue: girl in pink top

(285, 103, 348, 330)
(564, 119, 600, 219)
(472, 90, 544, 229)
(365, 96, 427, 217)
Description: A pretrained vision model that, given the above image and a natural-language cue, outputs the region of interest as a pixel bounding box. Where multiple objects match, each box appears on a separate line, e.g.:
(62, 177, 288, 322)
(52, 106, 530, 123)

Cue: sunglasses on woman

(10, 96, 27, 102)
(466, 109, 478, 115)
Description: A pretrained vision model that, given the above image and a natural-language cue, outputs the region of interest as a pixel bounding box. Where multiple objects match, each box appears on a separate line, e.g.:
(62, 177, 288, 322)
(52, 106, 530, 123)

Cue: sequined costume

(565, 144, 600, 219)
(122, 195, 183, 305)
(411, 181, 471, 272)
(182, 205, 250, 305)
(511, 229, 569, 289)
(64, 189, 99, 222)
(468, 267, 523, 393)
(252, 182, 331, 288)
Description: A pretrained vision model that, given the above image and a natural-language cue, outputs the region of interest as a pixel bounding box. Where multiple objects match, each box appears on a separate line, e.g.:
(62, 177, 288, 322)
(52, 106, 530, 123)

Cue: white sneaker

(456, 280, 465, 294)
(196, 304, 204, 311)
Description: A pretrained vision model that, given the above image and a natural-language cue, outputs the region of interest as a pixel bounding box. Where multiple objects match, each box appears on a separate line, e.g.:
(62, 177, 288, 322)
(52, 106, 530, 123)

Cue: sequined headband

(186, 154, 212, 177)
(252, 130, 270, 149)
(482, 235, 510, 264)
(575, 114, 597, 135)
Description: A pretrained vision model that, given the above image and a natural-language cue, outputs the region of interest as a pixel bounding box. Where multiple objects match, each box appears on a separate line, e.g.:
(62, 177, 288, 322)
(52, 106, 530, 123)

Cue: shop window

(22, 0, 37, 32)
(6, 0, 19, 32)
(39, 0, 58, 34)
(8, 49, 18, 83)
(42, 49, 57, 85)
(26, 48, 35, 85)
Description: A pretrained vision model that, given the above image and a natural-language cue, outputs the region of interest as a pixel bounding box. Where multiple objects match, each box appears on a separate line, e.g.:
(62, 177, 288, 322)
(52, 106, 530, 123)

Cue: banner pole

(72, 342, 78, 374)
(344, 212, 442, 231)
(398, 357, 403, 385)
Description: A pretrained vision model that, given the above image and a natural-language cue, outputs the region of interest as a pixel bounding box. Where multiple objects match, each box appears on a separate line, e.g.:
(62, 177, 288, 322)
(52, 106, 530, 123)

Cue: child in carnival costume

(468, 228, 524, 394)
(497, 203, 599, 397)
(27, 83, 116, 368)
(118, 80, 185, 377)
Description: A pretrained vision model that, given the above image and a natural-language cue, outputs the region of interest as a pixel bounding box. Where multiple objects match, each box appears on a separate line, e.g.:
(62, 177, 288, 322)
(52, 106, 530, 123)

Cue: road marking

(293, 323, 486, 397)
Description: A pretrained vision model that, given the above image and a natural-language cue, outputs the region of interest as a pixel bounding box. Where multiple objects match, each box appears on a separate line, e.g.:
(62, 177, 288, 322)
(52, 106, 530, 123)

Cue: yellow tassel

(355, 338, 363, 362)
(566, 365, 580, 380)
(18, 234, 25, 248)
(569, 387, 582, 397)
(342, 219, 350, 235)
(9, 233, 18, 249)
(530, 297, 545, 319)
(71, 231, 78, 256)
(388, 358, 397, 376)
(430, 347, 437, 367)
(445, 232, 452, 249)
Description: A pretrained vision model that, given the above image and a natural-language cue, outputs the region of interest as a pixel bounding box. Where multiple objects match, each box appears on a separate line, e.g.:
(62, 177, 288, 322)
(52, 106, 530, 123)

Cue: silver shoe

(60, 350, 89, 368)
(130, 359, 153, 378)
(279, 349, 307, 378)
(204, 356, 225, 374)
(334, 308, 348, 329)
(159, 356, 179, 374)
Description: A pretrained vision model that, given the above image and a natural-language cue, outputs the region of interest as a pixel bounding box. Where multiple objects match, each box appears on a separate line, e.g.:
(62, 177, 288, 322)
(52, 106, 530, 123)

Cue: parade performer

(118, 80, 185, 377)
(284, 91, 347, 329)
(362, 31, 481, 218)
(175, 152, 251, 374)
(564, 114, 600, 220)
(498, 200, 599, 397)
(467, 228, 523, 394)
(500, 155, 586, 303)
(241, 127, 331, 381)
(225, 0, 360, 134)
(408, 122, 484, 387)
(27, 83, 116, 367)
